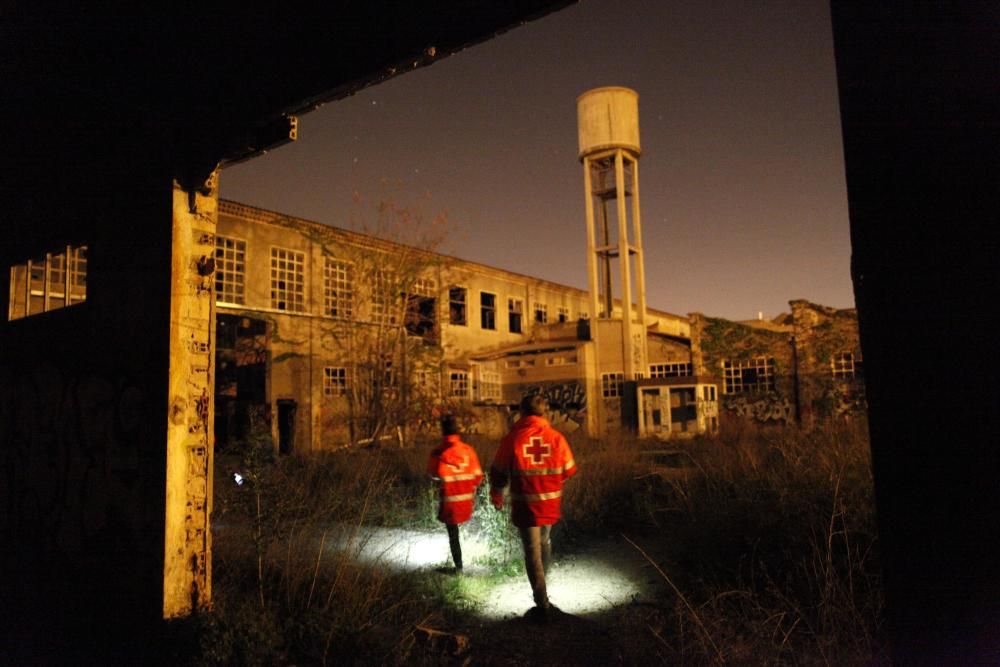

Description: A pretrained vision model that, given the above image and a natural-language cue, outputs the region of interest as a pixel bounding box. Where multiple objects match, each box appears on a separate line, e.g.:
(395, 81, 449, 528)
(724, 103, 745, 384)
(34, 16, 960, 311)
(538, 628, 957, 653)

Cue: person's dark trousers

(518, 524, 552, 607)
(446, 523, 463, 570)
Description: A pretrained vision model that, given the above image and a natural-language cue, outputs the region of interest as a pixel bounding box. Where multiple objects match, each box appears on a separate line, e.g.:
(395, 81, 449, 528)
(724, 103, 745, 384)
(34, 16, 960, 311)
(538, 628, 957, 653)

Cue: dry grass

(185, 439, 457, 665)
(186, 421, 883, 665)
(619, 420, 885, 665)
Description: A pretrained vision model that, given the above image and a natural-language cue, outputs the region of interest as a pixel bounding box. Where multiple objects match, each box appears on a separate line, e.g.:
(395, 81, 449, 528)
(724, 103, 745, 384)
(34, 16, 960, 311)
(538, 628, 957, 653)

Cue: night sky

(221, 0, 852, 321)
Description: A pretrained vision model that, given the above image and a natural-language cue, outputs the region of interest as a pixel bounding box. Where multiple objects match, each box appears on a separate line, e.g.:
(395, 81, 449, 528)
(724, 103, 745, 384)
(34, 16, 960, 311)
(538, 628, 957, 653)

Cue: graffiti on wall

(0, 363, 153, 598)
(520, 380, 587, 432)
(723, 393, 795, 424)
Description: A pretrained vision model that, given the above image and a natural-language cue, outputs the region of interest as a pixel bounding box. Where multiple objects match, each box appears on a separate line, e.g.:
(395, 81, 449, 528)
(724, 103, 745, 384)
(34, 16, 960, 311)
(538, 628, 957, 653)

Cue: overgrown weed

(199, 420, 882, 664)
(205, 435, 458, 665)
(637, 419, 885, 664)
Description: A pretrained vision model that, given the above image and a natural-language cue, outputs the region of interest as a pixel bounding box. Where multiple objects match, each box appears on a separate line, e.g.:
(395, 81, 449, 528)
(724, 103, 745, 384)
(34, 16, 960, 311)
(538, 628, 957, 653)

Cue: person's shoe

(526, 604, 551, 625)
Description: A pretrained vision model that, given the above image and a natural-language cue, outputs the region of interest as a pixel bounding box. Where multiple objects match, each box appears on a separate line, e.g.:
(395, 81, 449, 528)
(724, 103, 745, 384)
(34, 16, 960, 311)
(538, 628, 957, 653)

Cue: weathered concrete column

(163, 181, 217, 616)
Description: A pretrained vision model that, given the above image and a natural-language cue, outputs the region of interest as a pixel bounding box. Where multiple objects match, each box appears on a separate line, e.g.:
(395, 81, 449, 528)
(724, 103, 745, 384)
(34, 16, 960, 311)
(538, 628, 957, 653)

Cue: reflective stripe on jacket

(428, 435, 483, 524)
(490, 415, 577, 527)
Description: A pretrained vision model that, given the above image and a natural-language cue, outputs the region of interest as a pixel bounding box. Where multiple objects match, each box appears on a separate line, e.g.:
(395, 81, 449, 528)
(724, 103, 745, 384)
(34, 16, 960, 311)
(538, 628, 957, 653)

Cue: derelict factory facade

(212, 199, 863, 454)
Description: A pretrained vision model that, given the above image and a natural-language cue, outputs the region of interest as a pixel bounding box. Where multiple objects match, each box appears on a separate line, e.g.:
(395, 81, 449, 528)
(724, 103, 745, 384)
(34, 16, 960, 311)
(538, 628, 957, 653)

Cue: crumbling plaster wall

(646, 335, 691, 365)
(690, 303, 864, 426)
(790, 300, 865, 423)
(690, 312, 796, 424)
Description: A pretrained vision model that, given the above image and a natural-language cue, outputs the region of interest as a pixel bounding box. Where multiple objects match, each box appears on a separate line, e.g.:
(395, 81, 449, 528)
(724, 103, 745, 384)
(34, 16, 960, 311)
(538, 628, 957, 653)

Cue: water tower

(577, 87, 649, 400)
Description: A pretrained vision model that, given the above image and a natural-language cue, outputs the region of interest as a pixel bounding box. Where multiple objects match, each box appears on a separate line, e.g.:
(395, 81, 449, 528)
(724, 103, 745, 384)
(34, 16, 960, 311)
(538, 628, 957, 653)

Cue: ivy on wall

(693, 304, 866, 424)
(697, 316, 792, 376)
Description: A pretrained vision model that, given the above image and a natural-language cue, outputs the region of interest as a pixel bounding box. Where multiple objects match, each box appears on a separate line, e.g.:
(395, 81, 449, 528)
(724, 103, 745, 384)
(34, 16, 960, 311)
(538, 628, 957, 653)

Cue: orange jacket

(490, 415, 577, 527)
(428, 435, 483, 525)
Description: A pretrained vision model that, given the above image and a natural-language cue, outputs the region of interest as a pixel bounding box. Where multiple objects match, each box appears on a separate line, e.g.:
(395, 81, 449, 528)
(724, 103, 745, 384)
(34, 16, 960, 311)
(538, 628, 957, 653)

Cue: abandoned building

(4, 5, 995, 662)
(206, 88, 865, 453)
(210, 198, 864, 453)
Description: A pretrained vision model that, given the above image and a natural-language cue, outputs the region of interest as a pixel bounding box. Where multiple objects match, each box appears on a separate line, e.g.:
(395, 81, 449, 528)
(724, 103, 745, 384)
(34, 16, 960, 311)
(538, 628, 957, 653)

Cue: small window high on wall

(8, 245, 88, 321)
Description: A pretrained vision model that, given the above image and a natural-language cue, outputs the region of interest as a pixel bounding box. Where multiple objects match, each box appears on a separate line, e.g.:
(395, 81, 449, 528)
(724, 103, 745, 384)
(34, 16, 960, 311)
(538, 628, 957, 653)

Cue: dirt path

(458, 537, 671, 666)
(326, 525, 673, 664)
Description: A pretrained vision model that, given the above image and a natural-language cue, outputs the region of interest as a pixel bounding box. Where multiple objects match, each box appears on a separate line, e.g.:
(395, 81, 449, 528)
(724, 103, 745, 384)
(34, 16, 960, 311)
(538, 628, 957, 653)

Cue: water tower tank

(576, 87, 641, 160)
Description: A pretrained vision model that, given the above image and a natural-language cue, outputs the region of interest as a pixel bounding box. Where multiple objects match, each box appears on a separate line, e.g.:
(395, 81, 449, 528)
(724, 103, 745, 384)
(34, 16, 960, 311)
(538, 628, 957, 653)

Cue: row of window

(7, 246, 89, 321)
(447, 287, 579, 331)
(504, 352, 579, 369)
(216, 236, 582, 334)
(321, 366, 502, 402)
(720, 354, 863, 394)
(600, 355, 863, 398)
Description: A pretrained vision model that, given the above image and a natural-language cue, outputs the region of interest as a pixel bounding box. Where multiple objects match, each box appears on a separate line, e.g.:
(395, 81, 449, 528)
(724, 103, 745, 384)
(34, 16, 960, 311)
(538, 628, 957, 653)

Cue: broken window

(649, 362, 692, 378)
(670, 388, 698, 432)
(508, 298, 523, 334)
(557, 306, 570, 323)
(270, 247, 305, 312)
(323, 367, 348, 396)
(534, 302, 548, 324)
(602, 372, 624, 398)
(7, 245, 88, 321)
(449, 370, 469, 398)
(831, 352, 863, 379)
(480, 291, 497, 330)
(404, 294, 437, 339)
(722, 357, 775, 394)
(215, 236, 246, 305)
(404, 278, 437, 341)
(448, 287, 467, 325)
(324, 257, 353, 318)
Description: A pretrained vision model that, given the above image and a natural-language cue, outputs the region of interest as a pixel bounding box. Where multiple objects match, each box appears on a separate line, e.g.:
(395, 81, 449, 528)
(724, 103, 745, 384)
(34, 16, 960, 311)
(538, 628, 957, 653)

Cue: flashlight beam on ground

(323, 525, 651, 619)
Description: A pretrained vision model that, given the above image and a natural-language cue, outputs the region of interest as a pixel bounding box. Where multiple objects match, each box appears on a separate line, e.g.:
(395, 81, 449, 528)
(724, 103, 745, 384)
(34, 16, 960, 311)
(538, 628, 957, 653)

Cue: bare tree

(309, 196, 452, 447)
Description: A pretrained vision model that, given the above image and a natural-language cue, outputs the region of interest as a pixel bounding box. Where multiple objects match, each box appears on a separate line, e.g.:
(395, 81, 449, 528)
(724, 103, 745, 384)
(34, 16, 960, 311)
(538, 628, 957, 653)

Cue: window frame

(508, 297, 523, 334)
(721, 357, 776, 394)
(480, 291, 497, 330)
(323, 366, 348, 397)
(649, 362, 693, 378)
(370, 268, 398, 324)
(448, 286, 468, 326)
(215, 235, 247, 305)
(534, 302, 548, 324)
(449, 370, 470, 398)
(601, 372, 625, 398)
(323, 256, 353, 319)
(8, 245, 88, 321)
(404, 277, 438, 340)
(475, 368, 502, 402)
(269, 246, 306, 313)
(831, 351, 863, 380)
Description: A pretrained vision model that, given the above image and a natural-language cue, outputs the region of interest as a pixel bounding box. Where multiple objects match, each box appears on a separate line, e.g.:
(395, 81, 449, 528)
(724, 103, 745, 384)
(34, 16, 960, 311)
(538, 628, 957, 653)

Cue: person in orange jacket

(427, 414, 483, 573)
(490, 394, 577, 618)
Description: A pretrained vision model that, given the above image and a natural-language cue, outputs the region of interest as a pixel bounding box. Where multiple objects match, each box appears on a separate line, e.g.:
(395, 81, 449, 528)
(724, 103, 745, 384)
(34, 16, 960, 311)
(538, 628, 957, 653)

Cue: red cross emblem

(522, 436, 552, 465)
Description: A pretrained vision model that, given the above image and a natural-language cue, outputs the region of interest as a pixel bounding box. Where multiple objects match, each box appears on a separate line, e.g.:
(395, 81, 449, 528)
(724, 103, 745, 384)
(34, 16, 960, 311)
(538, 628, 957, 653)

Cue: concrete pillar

(163, 181, 216, 616)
